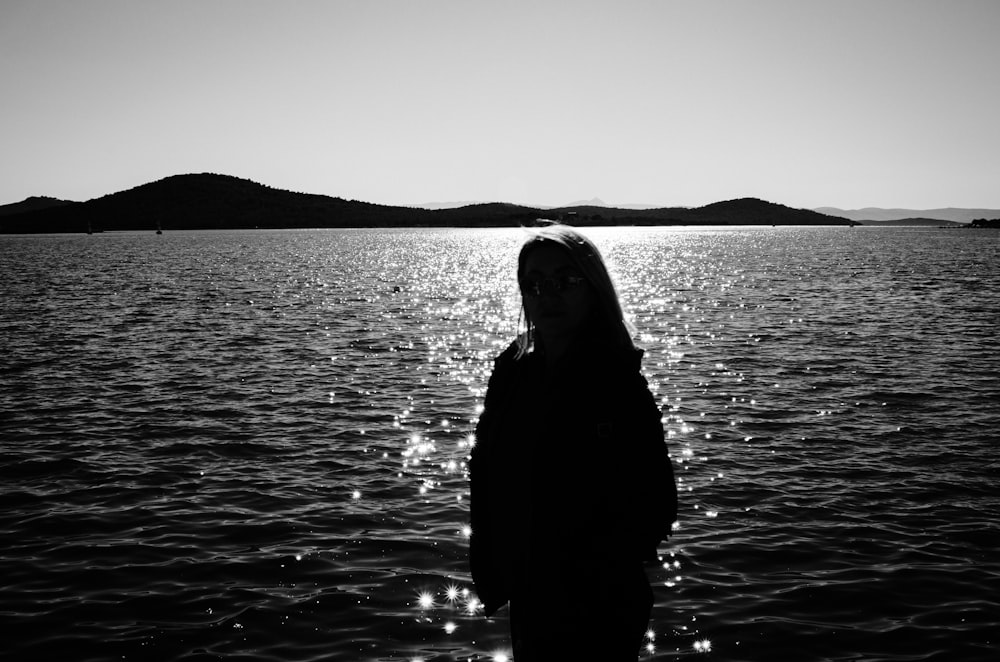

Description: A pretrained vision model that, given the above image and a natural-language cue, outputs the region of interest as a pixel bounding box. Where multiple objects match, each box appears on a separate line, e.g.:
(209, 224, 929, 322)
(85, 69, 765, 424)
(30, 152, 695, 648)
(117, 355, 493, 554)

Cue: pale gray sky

(2, 0, 997, 208)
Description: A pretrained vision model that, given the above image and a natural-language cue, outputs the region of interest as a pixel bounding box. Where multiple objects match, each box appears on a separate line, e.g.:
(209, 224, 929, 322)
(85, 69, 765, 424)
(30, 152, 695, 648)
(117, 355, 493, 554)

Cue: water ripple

(1, 227, 998, 661)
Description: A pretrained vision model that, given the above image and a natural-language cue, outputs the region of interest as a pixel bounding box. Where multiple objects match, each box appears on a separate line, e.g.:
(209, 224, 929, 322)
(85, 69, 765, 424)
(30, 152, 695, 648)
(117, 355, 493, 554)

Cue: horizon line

(4, 172, 1000, 214)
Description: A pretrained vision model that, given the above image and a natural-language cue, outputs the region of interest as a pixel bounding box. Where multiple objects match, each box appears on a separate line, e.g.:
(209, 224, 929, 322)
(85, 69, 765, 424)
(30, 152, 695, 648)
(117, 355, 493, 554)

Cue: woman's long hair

(515, 224, 637, 358)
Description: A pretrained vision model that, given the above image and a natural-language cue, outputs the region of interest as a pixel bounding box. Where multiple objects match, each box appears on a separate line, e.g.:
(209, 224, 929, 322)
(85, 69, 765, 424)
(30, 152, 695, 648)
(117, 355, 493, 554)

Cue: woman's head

(516, 224, 635, 356)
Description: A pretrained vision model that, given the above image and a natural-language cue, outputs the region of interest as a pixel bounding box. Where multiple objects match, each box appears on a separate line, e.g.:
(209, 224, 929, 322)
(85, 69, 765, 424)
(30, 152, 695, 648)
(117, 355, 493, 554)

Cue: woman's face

(520, 242, 596, 342)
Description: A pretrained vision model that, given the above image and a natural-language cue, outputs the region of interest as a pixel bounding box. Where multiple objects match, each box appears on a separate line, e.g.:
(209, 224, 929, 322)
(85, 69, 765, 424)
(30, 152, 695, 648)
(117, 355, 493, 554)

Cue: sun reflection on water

(416, 591, 435, 610)
(382, 229, 772, 658)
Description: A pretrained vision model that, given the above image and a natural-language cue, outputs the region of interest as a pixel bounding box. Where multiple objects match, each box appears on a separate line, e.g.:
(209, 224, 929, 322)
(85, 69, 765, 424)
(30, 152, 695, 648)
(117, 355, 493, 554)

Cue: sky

(2, 0, 998, 210)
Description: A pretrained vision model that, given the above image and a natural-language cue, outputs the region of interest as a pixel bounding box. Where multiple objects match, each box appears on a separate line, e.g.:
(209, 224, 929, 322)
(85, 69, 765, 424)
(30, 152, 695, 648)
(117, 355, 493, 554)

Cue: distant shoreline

(8, 223, 997, 238)
(3, 173, 996, 234)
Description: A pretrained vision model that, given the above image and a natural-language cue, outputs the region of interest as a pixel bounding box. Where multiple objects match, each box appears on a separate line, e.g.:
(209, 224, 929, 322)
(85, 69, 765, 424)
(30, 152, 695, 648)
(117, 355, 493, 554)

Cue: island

(0, 173, 858, 234)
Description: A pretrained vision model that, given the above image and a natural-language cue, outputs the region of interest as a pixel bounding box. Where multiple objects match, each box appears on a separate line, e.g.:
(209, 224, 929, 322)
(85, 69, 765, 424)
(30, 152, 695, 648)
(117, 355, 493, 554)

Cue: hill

(853, 218, 966, 227)
(534, 198, 852, 227)
(0, 174, 854, 233)
(814, 206, 999, 223)
(686, 198, 846, 225)
(0, 174, 441, 233)
(0, 195, 76, 216)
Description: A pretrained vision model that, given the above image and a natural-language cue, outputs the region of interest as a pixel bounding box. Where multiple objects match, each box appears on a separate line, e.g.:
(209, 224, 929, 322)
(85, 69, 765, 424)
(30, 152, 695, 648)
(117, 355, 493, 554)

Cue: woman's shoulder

(485, 337, 530, 388)
(495, 339, 520, 363)
(493, 334, 532, 367)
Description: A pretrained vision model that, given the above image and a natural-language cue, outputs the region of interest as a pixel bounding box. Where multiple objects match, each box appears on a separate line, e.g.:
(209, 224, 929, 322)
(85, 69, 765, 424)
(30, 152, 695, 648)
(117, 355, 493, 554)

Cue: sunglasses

(519, 274, 587, 297)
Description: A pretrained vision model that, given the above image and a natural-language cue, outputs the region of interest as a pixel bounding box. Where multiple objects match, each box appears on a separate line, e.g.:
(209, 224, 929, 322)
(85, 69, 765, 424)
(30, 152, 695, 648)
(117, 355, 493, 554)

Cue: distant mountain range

(814, 206, 999, 223)
(0, 173, 989, 233)
(421, 197, 661, 211)
(421, 199, 1000, 222)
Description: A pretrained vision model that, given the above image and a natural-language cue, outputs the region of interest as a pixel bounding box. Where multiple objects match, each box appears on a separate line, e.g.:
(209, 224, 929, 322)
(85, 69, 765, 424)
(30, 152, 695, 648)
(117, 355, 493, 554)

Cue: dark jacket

(469, 339, 678, 616)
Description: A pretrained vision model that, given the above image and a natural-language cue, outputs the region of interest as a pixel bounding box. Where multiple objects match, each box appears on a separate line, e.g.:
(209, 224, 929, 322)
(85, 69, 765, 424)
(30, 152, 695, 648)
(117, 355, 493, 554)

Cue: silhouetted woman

(469, 225, 678, 660)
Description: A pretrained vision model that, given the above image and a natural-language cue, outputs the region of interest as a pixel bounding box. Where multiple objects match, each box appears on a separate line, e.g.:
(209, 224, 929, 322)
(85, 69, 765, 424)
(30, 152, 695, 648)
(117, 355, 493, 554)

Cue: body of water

(1, 226, 997, 661)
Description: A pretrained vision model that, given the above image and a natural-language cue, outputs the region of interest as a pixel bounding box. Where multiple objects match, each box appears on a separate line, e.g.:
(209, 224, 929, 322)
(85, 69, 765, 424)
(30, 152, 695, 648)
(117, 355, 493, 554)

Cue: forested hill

(0, 173, 854, 233)
(0, 195, 76, 216)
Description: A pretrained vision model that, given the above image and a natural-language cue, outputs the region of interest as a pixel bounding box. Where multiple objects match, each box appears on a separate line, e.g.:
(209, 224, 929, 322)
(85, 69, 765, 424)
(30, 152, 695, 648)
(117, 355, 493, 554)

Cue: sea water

(1, 226, 997, 661)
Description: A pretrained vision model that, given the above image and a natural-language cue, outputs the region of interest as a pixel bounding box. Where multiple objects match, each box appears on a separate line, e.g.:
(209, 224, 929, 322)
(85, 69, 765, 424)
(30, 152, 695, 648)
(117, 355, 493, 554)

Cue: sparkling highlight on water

(5, 228, 996, 661)
(416, 592, 435, 610)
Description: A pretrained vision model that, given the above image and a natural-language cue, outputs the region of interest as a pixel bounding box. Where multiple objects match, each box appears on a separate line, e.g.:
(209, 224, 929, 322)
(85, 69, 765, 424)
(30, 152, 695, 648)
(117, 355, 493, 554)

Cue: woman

(469, 224, 678, 660)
